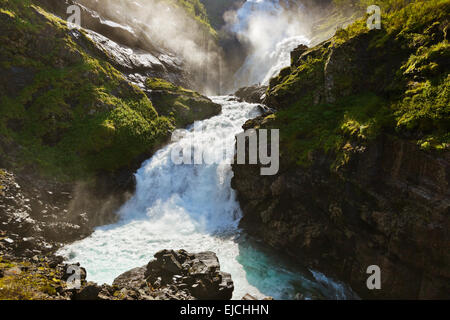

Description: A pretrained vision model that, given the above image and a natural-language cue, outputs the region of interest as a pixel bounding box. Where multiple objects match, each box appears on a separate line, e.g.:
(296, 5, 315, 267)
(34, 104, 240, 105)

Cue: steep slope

(0, 0, 221, 259)
(0, 0, 173, 180)
(232, 0, 449, 299)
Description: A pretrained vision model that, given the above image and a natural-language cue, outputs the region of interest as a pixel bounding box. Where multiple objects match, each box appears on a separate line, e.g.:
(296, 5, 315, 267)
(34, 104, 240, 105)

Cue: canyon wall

(232, 0, 450, 299)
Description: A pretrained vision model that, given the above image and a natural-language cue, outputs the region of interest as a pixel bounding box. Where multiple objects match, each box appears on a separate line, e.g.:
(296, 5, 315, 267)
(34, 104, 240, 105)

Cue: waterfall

(58, 97, 353, 300)
(229, 0, 311, 88)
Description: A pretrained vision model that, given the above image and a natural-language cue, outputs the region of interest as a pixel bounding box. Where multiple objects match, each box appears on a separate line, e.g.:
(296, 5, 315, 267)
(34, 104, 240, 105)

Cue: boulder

(73, 282, 102, 300)
(142, 249, 234, 300)
(112, 266, 147, 289)
(234, 85, 268, 104)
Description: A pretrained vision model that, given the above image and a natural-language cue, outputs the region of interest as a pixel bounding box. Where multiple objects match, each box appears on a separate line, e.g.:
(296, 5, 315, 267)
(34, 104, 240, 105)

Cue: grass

(145, 77, 220, 127)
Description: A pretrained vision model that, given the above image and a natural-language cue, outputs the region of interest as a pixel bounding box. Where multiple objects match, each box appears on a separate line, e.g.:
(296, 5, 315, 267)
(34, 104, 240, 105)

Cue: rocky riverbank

(0, 249, 233, 300)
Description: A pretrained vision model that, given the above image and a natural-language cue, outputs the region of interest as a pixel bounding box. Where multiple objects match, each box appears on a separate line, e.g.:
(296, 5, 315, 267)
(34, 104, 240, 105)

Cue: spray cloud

(225, 0, 312, 88)
(76, 0, 223, 94)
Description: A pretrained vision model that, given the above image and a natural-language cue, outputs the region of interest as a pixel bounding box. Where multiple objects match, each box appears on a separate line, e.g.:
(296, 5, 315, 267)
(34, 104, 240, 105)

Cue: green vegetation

(0, 257, 61, 300)
(146, 78, 221, 128)
(0, 0, 174, 181)
(265, 0, 449, 168)
(263, 93, 392, 168)
(168, 0, 217, 37)
(146, 77, 196, 93)
(333, 0, 415, 12)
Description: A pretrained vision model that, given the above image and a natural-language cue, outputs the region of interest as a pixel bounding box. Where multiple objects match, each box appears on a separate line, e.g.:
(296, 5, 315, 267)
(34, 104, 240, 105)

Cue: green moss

(0, 8, 15, 18)
(165, 0, 216, 38)
(145, 77, 220, 128)
(402, 41, 450, 77)
(265, 93, 391, 168)
(394, 75, 450, 145)
(263, 0, 449, 170)
(146, 78, 200, 97)
(0, 0, 175, 181)
(267, 48, 329, 108)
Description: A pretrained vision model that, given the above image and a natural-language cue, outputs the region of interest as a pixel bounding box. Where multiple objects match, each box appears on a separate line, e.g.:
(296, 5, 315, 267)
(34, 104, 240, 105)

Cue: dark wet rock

(112, 266, 147, 289)
(232, 134, 450, 299)
(48, 255, 64, 268)
(72, 282, 102, 300)
(235, 85, 268, 104)
(290, 44, 309, 66)
(110, 249, 234, 300)
(0, 169, 122, 258)
(152, 250, 233, 300)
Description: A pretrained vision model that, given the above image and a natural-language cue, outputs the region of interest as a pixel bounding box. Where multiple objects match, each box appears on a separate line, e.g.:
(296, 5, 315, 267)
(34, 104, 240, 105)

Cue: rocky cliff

(232, 0, 449, 299)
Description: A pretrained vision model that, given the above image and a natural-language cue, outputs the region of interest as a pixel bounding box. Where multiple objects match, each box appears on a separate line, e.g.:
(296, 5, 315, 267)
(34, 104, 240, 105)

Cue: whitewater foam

(58, 97, 352, 299)
(229, 0, 311, 87)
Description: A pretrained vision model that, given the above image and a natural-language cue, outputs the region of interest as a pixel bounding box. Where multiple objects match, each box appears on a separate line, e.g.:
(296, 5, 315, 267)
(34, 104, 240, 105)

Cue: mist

(75, 0, 224, 94)
(225, 0, 314, 88)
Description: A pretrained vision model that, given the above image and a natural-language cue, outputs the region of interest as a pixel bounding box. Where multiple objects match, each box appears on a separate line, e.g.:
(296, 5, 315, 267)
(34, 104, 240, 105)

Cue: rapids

(58, 96, 353, 300)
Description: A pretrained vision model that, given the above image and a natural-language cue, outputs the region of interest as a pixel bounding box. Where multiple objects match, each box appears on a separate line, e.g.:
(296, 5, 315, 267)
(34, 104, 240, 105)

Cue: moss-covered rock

(168, 0, 217, 38)
(0, 256, 66, 300)
(0, 0, 175, 181)
(264, 0, 449, 168)
(146, 77, 221, 128)
(232, 0, 450, 299)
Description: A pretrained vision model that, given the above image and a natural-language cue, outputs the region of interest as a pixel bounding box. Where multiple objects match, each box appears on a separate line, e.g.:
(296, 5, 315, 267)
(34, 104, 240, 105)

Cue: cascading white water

(230, 0, 311, 88)
(58, 97, 352, 299)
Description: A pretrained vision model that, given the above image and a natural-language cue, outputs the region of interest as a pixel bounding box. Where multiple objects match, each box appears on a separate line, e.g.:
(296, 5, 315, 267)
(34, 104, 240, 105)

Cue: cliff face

(233, 134, 449, 299)
(39, 0, 222, 92)
(232, 0, 449, 299)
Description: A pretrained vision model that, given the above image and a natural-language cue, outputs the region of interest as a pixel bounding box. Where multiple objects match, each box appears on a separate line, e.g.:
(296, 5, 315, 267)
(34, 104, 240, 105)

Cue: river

(58, 96, 353, 300)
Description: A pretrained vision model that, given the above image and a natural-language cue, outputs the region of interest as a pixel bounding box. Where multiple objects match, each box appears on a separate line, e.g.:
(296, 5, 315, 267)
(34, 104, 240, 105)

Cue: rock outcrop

(234, 85, 268, 104)
(114, 249, 234, 300)
(146, 78, 221, 128)
(38, 0, 212, 90)
(231, 0, 450, 299)
(0, 168, 130, 258)
(232, 133, 450, 299)
(0, 250, 234, 300)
